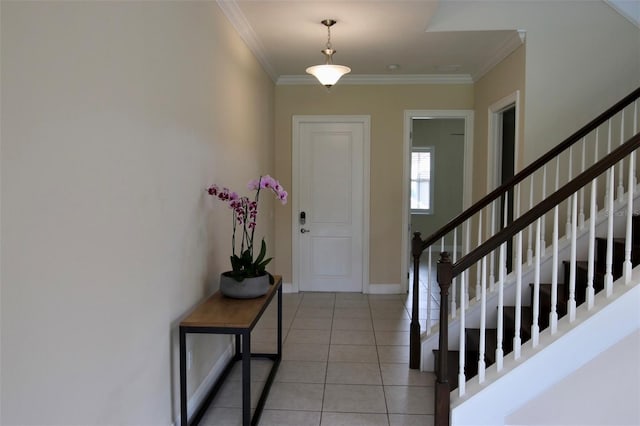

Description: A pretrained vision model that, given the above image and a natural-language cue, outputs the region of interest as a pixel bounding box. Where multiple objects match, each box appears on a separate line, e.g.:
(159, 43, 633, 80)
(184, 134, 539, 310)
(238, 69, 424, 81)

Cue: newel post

(410, 232, 423, 369)
(435, 251, 452, 426)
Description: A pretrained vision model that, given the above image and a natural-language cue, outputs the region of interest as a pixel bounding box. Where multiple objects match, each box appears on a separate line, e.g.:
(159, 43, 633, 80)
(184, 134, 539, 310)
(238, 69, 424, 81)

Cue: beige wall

(274, 85, 474, 287)
(473, 44, 526, 204)
(1, 2, 274, 423)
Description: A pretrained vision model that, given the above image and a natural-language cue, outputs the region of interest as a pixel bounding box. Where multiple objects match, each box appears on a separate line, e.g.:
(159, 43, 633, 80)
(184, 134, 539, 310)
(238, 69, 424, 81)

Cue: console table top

(180, 275, 282, 330)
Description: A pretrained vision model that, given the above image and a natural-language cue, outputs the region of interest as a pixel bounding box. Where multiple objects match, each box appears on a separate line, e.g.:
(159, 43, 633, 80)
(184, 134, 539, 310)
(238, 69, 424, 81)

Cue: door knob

(300, 228, 311, 233)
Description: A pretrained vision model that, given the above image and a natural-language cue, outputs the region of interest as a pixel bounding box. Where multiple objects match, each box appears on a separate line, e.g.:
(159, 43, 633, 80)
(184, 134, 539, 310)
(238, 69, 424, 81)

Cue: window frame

(410, 145, 435, 215)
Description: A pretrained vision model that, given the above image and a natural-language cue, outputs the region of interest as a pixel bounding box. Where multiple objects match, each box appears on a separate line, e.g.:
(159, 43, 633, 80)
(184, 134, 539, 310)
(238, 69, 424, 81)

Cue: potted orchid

(207, 175, 287, 298)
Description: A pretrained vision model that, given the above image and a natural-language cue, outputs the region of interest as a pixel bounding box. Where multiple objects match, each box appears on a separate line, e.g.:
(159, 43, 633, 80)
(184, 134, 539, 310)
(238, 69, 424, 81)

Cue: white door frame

(402, 110, 474, 293)
(487, 91, 521, 193)
(291, 115, 371, 293)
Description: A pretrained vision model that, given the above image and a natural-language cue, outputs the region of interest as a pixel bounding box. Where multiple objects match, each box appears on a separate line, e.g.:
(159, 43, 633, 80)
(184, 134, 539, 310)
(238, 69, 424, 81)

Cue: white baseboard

(283, 282, 405, 294)
(174, 342, 234, 426)
(367, 283, 404, 294)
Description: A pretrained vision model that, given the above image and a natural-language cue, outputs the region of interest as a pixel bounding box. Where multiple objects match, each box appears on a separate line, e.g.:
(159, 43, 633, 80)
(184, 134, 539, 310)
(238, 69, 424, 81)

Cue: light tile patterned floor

(199, 277, 438, 426)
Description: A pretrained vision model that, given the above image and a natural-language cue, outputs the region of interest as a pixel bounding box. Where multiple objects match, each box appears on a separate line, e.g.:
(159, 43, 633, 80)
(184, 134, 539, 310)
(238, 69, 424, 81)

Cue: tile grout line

(318, 293, 336, 426)
(369, 295, 393, 425)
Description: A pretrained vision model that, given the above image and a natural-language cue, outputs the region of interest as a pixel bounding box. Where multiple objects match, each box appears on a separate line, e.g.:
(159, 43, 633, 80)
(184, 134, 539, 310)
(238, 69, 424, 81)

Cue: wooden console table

(179, 276, 282, 426)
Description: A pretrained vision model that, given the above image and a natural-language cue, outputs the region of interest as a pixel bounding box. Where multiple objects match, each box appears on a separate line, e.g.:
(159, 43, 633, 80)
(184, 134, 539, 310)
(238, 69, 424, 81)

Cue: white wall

(1, 2, 274, 424)
(427, 0, 640, 167)
(451, 281, 640, 426)
(506, 329, 640, 425)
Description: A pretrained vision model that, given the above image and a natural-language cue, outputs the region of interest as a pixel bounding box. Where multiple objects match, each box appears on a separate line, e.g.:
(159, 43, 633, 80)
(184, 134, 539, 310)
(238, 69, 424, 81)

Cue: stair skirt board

(450, 280, 640, 426)
(421, 186, 640, 374)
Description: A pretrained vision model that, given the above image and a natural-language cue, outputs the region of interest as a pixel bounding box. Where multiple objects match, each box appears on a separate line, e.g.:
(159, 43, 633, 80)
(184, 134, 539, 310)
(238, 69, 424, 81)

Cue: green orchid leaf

(254, 239, 267, 265)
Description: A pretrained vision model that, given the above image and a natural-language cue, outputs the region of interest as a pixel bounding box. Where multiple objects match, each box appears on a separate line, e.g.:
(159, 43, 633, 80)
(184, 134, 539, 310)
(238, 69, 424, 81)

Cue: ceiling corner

(471, 30, 525, 83)
(216, 0, 278, 81)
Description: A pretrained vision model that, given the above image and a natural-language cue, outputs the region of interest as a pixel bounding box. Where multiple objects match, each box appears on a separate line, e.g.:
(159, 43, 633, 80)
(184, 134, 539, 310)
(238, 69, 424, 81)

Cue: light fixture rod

(322, 19, 336, 54)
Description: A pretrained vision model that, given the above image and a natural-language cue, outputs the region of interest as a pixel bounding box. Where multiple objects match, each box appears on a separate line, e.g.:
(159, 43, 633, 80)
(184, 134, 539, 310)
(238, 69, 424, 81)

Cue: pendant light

(305, 19, 351, 88)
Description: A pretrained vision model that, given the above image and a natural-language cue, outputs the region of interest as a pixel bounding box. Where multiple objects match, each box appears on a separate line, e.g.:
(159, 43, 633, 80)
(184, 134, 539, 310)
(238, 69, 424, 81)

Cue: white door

(292, 116, 369, 292)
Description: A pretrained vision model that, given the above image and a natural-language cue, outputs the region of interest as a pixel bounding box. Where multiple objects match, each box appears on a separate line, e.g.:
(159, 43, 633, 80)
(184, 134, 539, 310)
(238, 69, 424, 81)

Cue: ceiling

(218, 0, 525, 85)
(218, 0, 637, 85)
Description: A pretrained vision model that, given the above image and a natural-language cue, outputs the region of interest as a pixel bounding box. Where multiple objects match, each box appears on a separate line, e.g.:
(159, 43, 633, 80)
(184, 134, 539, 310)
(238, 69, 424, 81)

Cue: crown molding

(216, 0, 278, 82)
(472, 30, 526, 83)
(277, 74, 474, 86)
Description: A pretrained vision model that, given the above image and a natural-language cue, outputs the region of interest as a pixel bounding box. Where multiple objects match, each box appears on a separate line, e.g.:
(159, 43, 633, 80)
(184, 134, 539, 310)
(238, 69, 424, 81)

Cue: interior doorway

(489, 91, 520, 273)
(401, 110, 474, 293)
(410, 118, 466, 243)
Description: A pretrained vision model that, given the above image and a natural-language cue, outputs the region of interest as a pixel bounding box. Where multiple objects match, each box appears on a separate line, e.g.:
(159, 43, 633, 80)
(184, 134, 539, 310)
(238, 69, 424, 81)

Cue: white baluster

(579, 138, 586, 228)
(427, 246, 432, 334)
(496, 242, 505, 371)
(489, 201, 496, 292)
(605, 165, 615, 298)
(618, 111, 626, 201)
(587, 179, 597, 310)
(502, 192, 510, 281)
(608, 119, 613, 154)
(550, 157, 560, 333)
(532, 218, 541, 347)
(605, 121, 612, 210)
(594, 128, 600, 212)
(634, 101, 638, 187)
(555, 156, 560, 194)
(541, 165, 547, 249)
(566, 146, 573, 238)
(569, 192, 578, 323)
(451, 229, 458, 317)
(458, 271, 466, 397)
(514, 231, 523, 360)
(624, 152, 635, 284)
(478, 256, 487, 384)
(550, 204, 559, 334)
(476, 210, 483, 301)
(464, 220, 471, 309)
(527, 178, 534, 265)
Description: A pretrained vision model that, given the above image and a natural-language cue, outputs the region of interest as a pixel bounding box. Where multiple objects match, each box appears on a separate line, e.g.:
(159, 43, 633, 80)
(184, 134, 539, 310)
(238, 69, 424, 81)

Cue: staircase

(408, 87, 640, 425)
(434, 214, 640, 390)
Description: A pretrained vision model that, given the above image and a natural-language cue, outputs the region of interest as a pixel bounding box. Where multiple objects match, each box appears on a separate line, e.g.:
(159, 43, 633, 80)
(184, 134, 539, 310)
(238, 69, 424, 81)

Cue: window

(411, 147, 434, 214)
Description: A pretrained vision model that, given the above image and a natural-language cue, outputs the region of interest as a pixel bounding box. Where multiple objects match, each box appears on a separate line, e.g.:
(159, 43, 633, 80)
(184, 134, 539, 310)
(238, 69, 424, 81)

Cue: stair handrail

(433, 132, 640, 426)
(418, 87, 640, 252)
(454, 132, 640, 276)
(409, 88, 640, 371)
(410, 87, 640, 425)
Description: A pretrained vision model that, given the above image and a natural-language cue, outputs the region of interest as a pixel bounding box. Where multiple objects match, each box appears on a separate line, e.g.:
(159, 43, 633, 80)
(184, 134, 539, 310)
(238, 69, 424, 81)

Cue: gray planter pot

(219, 272, 270, 299)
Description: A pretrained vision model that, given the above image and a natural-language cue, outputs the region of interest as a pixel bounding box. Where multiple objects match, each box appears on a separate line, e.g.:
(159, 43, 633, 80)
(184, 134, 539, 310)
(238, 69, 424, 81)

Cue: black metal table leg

(235, 333, 241, 361)
(179, 328, 188, 426)
(242, 331, 251, 426)
(277, 285, 282, 358)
